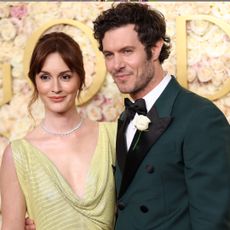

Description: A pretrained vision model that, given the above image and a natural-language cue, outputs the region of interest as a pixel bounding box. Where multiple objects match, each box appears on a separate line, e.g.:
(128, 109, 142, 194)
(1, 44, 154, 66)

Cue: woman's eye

(61, 74, 71, 81)
(40, 74, 50, 81)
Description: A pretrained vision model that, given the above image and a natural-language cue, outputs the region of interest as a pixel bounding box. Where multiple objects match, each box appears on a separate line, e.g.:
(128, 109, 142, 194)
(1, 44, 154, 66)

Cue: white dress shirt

(126, 73, 172, 150)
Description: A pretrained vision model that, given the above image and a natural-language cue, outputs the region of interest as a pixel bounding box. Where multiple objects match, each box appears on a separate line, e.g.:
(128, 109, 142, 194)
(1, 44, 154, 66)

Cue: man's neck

(130, 69, 167, 100)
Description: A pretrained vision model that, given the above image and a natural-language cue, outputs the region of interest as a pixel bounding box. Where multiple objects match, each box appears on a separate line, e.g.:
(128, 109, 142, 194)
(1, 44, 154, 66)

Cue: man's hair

(93, 3, 171, 63)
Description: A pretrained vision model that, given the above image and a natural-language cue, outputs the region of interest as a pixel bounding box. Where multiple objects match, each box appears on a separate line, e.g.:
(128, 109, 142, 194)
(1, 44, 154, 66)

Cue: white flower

(102, 104, 119, 121)
(0, 18, 16, 41)
(133, 114, 151, 131)
(85, 103, 102, 121)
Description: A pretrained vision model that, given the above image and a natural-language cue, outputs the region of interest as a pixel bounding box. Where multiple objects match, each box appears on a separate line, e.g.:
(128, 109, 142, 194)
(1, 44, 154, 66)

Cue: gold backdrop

(1, 1, 230, 220)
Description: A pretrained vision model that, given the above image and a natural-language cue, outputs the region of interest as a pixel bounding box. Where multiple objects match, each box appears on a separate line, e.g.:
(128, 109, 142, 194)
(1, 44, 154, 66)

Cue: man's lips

(114, 73, 131, 80)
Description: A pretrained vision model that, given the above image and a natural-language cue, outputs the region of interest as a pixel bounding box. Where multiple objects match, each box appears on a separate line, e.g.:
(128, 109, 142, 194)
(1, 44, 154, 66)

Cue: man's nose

(113, 55, 125, 71)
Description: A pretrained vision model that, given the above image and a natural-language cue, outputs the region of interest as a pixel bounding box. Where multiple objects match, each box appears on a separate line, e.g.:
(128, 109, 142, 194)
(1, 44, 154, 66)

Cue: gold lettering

(176, 15, 230, 100)
(0, 63, 12, 106)
(23, 19, 106, 105)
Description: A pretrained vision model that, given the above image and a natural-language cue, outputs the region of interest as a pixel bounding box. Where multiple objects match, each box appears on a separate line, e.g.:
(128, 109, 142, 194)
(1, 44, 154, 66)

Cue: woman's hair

(28, 32, 85, 115)
(93, 3, 171, 63)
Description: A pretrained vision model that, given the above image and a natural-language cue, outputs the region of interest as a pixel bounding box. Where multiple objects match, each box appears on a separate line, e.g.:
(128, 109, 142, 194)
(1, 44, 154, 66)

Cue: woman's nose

(51, 79, 62, 94)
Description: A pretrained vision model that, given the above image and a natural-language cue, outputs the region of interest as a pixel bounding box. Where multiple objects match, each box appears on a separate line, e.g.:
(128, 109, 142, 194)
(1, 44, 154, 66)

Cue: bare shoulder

(1, 144, 13, 166)
(0, 144, 16, 179)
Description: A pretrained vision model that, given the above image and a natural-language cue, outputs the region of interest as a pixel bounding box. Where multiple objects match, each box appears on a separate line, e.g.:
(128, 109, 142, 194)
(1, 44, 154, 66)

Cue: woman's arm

(0, 144, 26, 230)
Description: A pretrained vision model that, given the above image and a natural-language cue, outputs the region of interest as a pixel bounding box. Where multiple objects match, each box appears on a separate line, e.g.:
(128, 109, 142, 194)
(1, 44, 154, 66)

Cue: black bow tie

(124, 98, 147, 121)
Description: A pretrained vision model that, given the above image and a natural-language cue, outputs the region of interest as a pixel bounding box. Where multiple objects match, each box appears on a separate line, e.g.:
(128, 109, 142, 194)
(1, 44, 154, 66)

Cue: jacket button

(117, 201, 125, 210)
(145, 164, 154, 173)
(140, 205, 149, 213)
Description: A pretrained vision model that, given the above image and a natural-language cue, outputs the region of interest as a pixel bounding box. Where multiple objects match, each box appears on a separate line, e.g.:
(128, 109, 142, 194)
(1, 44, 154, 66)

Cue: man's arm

(184, 104, 230, 230)
(0, 145, 26, 230)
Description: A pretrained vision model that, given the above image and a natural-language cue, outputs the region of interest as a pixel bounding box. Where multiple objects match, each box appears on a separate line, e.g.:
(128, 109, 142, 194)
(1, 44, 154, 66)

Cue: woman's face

(35, 52, 80, 114)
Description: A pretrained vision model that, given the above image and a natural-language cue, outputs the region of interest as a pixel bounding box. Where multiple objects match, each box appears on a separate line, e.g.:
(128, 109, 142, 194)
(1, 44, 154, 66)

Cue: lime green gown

(11, 122, 116, 230)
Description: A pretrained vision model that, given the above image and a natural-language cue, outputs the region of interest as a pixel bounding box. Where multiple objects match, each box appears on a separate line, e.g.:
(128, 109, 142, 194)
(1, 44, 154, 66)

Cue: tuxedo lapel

(116, 115, 128, 173)
(118, 76, 182, 198)
(118, 106, 172, 198)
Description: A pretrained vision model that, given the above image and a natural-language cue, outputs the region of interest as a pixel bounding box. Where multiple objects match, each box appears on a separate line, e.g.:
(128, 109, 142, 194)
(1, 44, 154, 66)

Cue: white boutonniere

(133, 114, 151, 131)
(132, 115, 151, 151)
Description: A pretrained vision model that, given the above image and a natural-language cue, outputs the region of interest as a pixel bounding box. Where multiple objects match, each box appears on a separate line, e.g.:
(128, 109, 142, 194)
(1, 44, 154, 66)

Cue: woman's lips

(49, 96, 65, 102)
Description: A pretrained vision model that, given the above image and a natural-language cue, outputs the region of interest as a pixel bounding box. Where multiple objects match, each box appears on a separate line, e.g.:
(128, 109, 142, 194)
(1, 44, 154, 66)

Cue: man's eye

(124, 49, 132, 54)
(104, 53, 113, 59)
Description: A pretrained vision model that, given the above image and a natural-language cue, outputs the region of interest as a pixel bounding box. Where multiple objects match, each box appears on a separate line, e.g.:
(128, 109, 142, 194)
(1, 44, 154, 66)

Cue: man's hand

(25, 217, 36, 230)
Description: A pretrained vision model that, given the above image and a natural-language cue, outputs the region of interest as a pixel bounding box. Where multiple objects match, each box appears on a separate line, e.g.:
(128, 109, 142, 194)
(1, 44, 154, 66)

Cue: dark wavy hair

(93, 3, 171, 63)
(28, 32, 85, 115)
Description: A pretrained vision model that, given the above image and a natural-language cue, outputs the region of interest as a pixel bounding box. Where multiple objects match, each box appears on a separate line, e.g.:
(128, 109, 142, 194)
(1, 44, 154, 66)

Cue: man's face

(102, 24, 160, 100)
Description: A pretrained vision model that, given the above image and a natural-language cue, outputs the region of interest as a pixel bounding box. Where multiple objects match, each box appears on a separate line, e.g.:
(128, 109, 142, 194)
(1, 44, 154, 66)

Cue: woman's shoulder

(81, 119, 117, 140)
(99, 121, 117, 142)
(99, 121, 117, 130)
(8, 138, 26, 153)
(1, 139, 26, 173)
(10, 127, 41, 159)
(2, 143, 13, 164)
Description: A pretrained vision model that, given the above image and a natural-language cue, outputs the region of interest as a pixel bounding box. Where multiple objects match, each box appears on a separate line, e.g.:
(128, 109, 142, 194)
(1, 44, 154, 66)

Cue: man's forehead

(102, 25, 139, 50)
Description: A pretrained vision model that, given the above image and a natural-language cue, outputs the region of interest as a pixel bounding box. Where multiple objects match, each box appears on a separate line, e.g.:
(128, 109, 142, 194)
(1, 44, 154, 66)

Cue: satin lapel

(118, 106, 172, 198)
(118, 76, 182, 198)
(116, 113, 129, 173)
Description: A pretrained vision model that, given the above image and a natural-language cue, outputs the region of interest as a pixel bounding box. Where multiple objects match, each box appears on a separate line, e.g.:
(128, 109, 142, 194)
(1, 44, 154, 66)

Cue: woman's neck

(43, 109, 81, 132)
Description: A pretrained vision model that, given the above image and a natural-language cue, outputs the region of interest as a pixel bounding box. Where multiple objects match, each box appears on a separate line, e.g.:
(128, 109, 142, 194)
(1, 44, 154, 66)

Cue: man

(93, 3, 230, 230)
(25, 2, 230, 230)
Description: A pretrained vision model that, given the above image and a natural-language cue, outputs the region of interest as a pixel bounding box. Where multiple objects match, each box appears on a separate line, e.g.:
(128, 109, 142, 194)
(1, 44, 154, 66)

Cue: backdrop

(0, 1, 230, 220)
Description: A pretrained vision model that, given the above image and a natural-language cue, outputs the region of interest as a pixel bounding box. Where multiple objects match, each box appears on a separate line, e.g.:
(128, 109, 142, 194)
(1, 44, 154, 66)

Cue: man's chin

(118, 88, 133, 95)
(115, 81, 134, 94)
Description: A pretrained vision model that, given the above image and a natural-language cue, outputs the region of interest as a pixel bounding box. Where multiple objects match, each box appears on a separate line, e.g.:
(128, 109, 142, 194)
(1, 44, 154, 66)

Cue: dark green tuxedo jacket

(115, 77, 230, 230)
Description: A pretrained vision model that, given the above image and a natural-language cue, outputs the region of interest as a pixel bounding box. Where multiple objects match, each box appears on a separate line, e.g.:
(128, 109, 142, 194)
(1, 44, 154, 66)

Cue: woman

(0, 32, 116, 230)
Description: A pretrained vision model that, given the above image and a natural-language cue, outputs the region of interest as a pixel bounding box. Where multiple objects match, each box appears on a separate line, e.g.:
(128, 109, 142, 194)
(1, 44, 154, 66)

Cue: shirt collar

(143, 73, 172, 112)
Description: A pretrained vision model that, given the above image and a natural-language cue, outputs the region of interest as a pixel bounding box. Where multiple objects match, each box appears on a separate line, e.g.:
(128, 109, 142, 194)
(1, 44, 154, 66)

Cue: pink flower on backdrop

(10, 5, 28, 19)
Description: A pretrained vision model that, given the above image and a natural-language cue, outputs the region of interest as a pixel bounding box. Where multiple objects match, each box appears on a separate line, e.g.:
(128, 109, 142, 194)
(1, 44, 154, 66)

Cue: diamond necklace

(41, 117, 83, 136)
